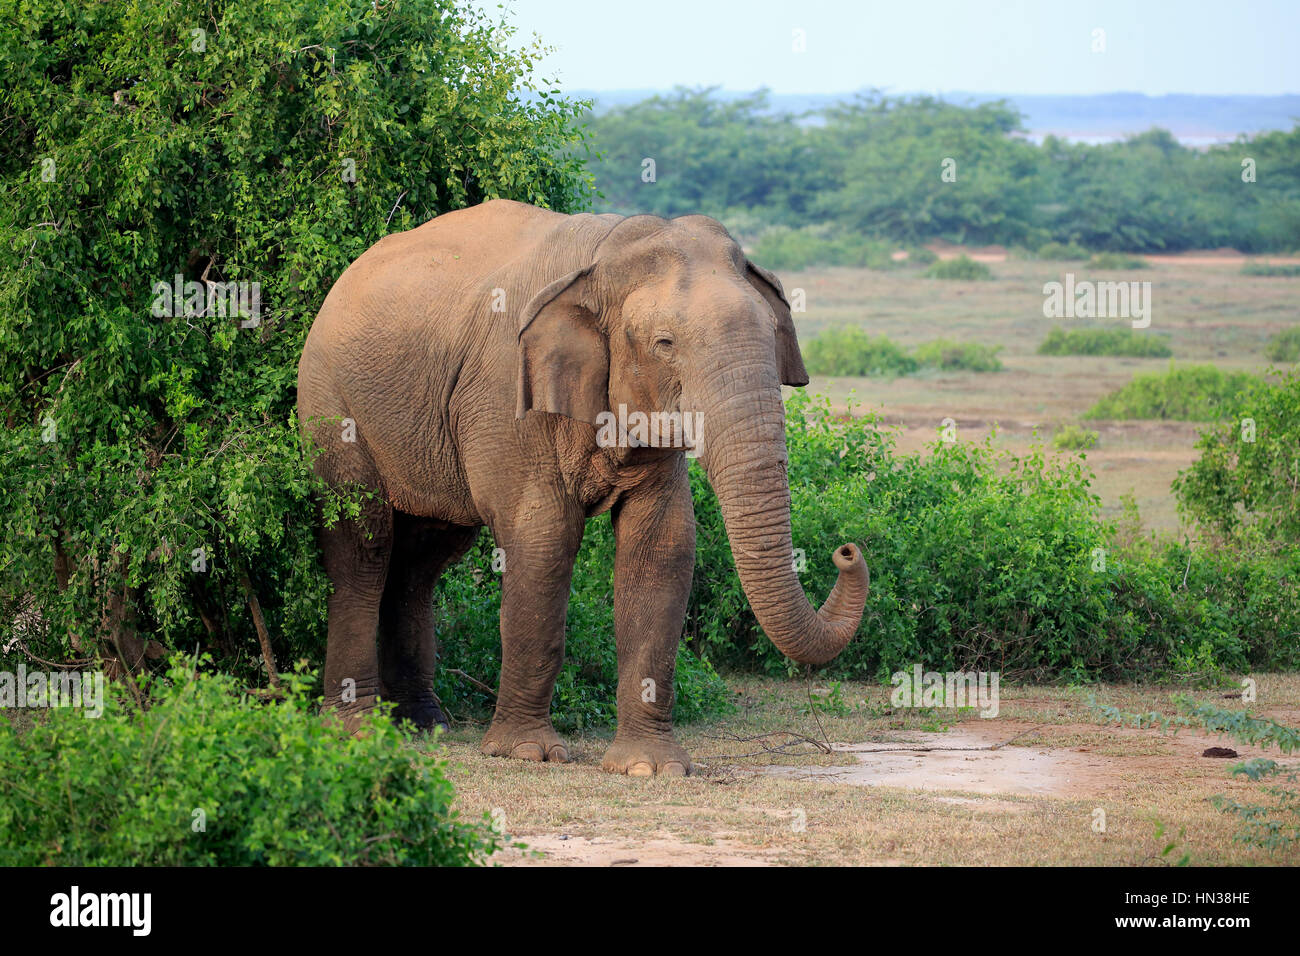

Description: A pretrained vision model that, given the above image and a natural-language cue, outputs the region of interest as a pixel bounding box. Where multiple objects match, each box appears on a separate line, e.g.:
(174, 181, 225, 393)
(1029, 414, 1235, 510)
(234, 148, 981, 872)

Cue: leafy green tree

(0, 0, 593, 681)
(583, 86, 815, 224)
(581, 88, 1300, 257)
(811, 94, 1041, 246)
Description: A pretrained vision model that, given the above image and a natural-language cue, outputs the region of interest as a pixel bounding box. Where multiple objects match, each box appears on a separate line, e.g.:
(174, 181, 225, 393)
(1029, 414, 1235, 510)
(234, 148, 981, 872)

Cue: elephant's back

(296, 200, 618, 518)
(345, 199, 568, 288)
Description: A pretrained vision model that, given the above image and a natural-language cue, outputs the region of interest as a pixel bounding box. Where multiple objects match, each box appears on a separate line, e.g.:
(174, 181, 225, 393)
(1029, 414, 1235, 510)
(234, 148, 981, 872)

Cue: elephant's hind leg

(378, 513, 477, 731)
(320, 494, 394, 733)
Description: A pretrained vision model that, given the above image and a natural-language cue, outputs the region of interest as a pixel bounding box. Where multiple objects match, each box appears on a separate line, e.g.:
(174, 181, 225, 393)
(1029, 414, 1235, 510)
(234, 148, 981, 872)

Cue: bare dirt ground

(783, 256, 1298, 532)
(440, 677, 1300, 867)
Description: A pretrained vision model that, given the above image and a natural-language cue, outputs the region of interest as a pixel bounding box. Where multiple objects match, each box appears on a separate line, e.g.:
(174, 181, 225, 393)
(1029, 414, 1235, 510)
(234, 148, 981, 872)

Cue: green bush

(802, 329, 1001, 376)
(1089, 252, 1149, 269)
(913, 338, 1004, 372)
(1037, 241, 1090, 260)
(1173, 367, 1300, 545)
(924, 255, 992, 280)
(1038, 326, 1173, 358)
(1242, 262, 1300, 277)
(1053, 425, 1099, 450)
(0, 1, 593, 686)
(751, 225, 899, 271)
(1265, 326, 1300, 362)
(686, 391, 1300, 683)
(1085, 365, 1262, 421)
(0, 658, 499, 866)
(801, 327, 919, 377)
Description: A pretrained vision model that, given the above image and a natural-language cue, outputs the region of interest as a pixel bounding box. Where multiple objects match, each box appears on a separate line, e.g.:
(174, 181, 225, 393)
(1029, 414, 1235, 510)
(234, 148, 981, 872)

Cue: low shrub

(1037, 241, 1090, 260)
(0, 658, 499, 866)
(924, 255, 992, 280)
(1084, 365, 1262, 421)
(1242, 262, 1300, 277)
(1038, 326, 1172, 358)
(1264, 326, 1300, 362)
(913, 338, 1004, 372)
(802, 329, 1001, 377)
(800, 327, 919, 377)
(1173, 367, 1300, 545)
(1089, 252, 1148, 269)
(1054, 425, 1099, 450)
(751, 226, 899, 271)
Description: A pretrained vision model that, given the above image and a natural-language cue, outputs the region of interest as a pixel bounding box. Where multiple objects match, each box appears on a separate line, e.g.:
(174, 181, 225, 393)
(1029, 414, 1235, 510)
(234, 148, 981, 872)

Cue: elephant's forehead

(608, 221, 743, 272)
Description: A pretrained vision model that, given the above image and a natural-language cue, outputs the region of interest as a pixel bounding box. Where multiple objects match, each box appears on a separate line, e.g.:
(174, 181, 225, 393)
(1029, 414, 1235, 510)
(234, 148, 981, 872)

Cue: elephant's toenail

(511, 742, 545, 761)
(547, 745, 569, 762)
(661, 761, 688, 777)
(627, 761, 654, 777)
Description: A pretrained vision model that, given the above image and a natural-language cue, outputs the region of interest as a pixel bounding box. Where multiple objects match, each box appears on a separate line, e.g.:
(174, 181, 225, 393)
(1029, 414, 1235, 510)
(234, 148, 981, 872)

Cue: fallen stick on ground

(696, 730, 834, 759)
(837, 726, 1044, 754)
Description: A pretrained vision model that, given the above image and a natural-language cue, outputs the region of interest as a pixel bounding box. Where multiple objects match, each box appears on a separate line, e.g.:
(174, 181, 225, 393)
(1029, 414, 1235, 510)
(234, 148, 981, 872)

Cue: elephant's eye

(652, 334, 675, 355)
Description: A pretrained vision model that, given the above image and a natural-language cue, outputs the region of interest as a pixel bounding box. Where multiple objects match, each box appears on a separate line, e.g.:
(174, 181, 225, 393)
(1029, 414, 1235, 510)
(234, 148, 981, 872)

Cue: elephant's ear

(516, 267, 609, 423)
(744, 260, 810, 387)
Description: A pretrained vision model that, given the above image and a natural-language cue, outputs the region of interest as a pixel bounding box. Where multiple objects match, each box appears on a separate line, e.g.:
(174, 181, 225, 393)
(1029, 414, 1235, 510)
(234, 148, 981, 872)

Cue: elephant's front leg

(603, 462, 696, 776)
(480, 503, 584, 763)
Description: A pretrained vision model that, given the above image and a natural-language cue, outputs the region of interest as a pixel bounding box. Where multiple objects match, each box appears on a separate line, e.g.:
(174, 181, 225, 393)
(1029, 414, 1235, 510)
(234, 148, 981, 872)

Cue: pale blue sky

(500, 0, 1299, 95)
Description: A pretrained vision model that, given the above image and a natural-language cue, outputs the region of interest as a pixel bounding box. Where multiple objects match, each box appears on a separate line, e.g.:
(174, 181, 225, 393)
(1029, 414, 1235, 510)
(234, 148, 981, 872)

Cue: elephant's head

(515, 214, 867, 666)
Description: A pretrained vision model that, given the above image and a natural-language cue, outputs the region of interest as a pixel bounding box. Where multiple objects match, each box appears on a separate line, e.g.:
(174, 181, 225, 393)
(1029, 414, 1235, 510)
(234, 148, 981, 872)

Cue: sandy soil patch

(757, 720, 1283, 800)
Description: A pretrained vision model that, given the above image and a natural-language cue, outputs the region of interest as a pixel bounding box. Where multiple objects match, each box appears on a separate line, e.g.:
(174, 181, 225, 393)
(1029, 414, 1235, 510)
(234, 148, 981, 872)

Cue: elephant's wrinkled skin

(297, 199, 868, 775)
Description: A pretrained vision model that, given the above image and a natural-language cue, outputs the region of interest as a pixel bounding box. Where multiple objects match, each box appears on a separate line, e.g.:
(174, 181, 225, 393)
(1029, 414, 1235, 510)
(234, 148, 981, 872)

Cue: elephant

(296, 199, 868, 776)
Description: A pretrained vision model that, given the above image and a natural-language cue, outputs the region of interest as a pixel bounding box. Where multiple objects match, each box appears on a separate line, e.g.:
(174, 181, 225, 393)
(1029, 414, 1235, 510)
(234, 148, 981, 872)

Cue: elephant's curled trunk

(702, 393, 869, 666)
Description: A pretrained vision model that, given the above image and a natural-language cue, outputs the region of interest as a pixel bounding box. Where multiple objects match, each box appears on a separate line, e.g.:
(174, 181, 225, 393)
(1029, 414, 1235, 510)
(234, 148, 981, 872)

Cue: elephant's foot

(480, 721, 570, 763)
(321, 695, 379, 737)
(391, 697, 450, 733)
(602, 735, 691, 777)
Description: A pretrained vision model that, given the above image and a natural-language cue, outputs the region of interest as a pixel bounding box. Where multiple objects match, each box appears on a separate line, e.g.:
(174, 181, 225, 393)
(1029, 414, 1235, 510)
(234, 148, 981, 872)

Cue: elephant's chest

(554, 420, 680, 516)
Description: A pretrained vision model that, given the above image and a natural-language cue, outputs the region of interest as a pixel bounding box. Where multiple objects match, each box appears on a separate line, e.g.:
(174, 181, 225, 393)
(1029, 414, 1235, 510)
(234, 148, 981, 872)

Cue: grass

(441, 676, 1300, 866)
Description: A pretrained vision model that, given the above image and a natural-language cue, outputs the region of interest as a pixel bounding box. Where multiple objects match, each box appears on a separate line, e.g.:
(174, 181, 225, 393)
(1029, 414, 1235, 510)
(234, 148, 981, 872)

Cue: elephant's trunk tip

(791, 541, 869, 666)
(834, 542, 864, 572)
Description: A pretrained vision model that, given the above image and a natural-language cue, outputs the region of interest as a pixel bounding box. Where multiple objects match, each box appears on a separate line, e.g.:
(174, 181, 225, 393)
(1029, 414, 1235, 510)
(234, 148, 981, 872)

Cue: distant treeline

(580, 88, 1300, 253)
